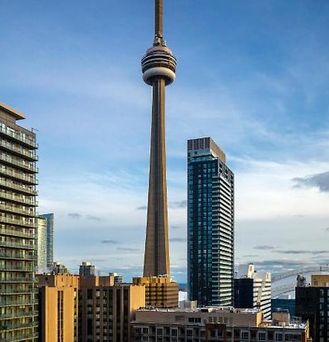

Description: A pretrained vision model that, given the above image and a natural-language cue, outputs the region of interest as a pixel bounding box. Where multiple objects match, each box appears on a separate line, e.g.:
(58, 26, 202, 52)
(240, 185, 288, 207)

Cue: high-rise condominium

(36, 216, 47, 273)
(0, 102, 38, 341)
(40, 213, 54, 269)
(36, 213, 54, 273)
(187, 137, 234, 306)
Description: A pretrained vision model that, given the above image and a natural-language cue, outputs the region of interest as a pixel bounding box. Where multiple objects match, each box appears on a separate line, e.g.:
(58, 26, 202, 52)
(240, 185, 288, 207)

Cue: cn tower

(142, 0, 177, 277)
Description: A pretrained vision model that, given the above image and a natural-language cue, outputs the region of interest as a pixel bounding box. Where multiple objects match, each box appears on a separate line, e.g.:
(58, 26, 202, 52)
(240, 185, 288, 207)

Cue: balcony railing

(0, 153, 37, 173)
(0, 140, 38, 161)
(0, 179, 37, 195)
(0, 312, 36, 320)
(0, 288, 33, 295)
(0, 204, 35, 217)
(0, 322, 38, 334)
(0, 254, 35, 261)
(0, 300, 36, 307)
(0, 266, 34, 272)
(0, 228, 35, 239)
(0, 191, 37, 206)
(0, 125, 37, 148)
(0, 278, 35, 284)
(0, 166, 37, 185)
(0, 241, 35, 250)
(0, 216, 36, 228)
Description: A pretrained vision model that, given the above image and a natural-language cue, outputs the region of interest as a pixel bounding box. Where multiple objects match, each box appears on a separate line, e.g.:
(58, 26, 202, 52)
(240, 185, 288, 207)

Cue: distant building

(296, 274, 329, 342)
(37, 273, 79, 342)
(37, 216, 48, 272)
(79, 261, 96, 277)
(131, 306, 311, 342)
(40, 213, 54, 269)
(272, 297, 296, 316)
(109, 272, 123, 285)
(187, 137, 234, 306)
(133, 276, 179, 308)
(234, 264, 272, 319)
(51, 261, 70, 275)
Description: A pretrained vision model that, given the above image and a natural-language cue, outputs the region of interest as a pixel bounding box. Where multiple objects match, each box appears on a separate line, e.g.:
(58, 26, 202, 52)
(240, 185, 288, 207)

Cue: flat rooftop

(0, 102, 25, 120)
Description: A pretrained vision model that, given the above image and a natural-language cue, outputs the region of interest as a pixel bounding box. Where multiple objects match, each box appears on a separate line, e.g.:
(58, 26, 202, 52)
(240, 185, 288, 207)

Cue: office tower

(131, 307, 311, 342)
(40, 213, 54, 269)
(142, 0, 176, 277)
(37, 274, 79, 342)
(78, 274, 145, 342)
(187, 137, 234, 307)
(79, 261, 96, 277)
(133, 276, 179, 308)
(296, 274, 329, 341)
(37, 216, 47, 272)
(234, 264, 272, 320)
(0, 102, 38, 341)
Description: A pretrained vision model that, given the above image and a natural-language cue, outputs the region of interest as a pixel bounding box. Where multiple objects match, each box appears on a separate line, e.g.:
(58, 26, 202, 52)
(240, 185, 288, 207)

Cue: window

(241, 331, 249, 340)
(275, 333, 283, 341)
(258, 332, 266, 341)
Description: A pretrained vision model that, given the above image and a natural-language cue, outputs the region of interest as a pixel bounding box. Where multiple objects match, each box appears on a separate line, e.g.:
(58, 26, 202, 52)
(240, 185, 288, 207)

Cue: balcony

(0, 166, 37, 185)
(0, 278, 35, 284)
(0, 153, 37, 173)
(0, 125, 37, 149)
(0, 312, 36, 320)
(0, 241, 35, 250)
(0, 254, 35, 261)
(0, 300, 36, 307)
(0, 288, 33, 295)
(0, 227, 35, 239)
(0, 179, 37, 195)
(0, 266, 34, 272)
(0, 322, 38, 334)
(0, 204, 35, 217)
(0, 216, 37, 228)
(0, 191, 37, 206)
(0, 140, 38, 161)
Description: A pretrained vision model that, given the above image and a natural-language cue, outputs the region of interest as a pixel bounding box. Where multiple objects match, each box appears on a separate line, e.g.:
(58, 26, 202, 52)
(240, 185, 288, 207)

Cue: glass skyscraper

(39, 213, 54, 270)
(187, 137, 234, 307)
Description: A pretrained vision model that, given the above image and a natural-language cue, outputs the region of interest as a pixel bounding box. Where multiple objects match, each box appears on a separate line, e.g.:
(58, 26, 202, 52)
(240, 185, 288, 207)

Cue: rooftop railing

(0, 125, 37, 148)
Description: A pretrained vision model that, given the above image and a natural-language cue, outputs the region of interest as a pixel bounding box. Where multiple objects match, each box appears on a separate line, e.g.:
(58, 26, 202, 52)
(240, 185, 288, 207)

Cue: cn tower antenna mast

(142, 0, 177, 277)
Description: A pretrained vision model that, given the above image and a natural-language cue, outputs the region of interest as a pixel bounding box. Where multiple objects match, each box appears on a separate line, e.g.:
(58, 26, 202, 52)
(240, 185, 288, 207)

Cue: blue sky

(1, 1, 329, 282)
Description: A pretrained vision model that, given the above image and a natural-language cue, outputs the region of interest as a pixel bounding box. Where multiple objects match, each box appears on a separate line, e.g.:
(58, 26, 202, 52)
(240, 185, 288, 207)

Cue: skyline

(1, 0, 329, 282)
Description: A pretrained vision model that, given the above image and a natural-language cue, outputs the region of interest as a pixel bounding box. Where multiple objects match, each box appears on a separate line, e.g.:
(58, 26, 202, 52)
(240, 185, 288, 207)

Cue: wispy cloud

(87, 215, 103, 222)
(253, 245, 275, 250)
(293, 171, 329, 192)
(101, 240, 118, 245)
(170, 238, 187, 243)
(68, 213, 82, 219)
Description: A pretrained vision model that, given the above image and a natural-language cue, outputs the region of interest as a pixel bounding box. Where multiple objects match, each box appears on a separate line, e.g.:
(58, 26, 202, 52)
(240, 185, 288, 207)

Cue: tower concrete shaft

(142, 0, 176, 277)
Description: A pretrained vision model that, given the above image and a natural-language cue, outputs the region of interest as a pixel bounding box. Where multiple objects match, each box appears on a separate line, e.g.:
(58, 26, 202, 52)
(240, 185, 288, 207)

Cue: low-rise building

(131, 306, 311, 342)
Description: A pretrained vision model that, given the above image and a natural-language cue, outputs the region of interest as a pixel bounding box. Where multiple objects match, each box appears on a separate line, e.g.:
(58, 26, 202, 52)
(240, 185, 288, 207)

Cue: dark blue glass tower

(187, 137, 234, 306)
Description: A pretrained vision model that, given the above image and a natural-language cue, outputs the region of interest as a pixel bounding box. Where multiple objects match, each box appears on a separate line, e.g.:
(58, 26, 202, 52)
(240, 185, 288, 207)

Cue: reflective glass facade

(187, 137, 234, 306)
(39, 213, 54, 269)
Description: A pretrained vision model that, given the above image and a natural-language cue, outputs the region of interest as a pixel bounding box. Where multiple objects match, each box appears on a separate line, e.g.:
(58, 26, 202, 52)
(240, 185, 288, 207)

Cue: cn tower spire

(142, 0, 177, 277)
